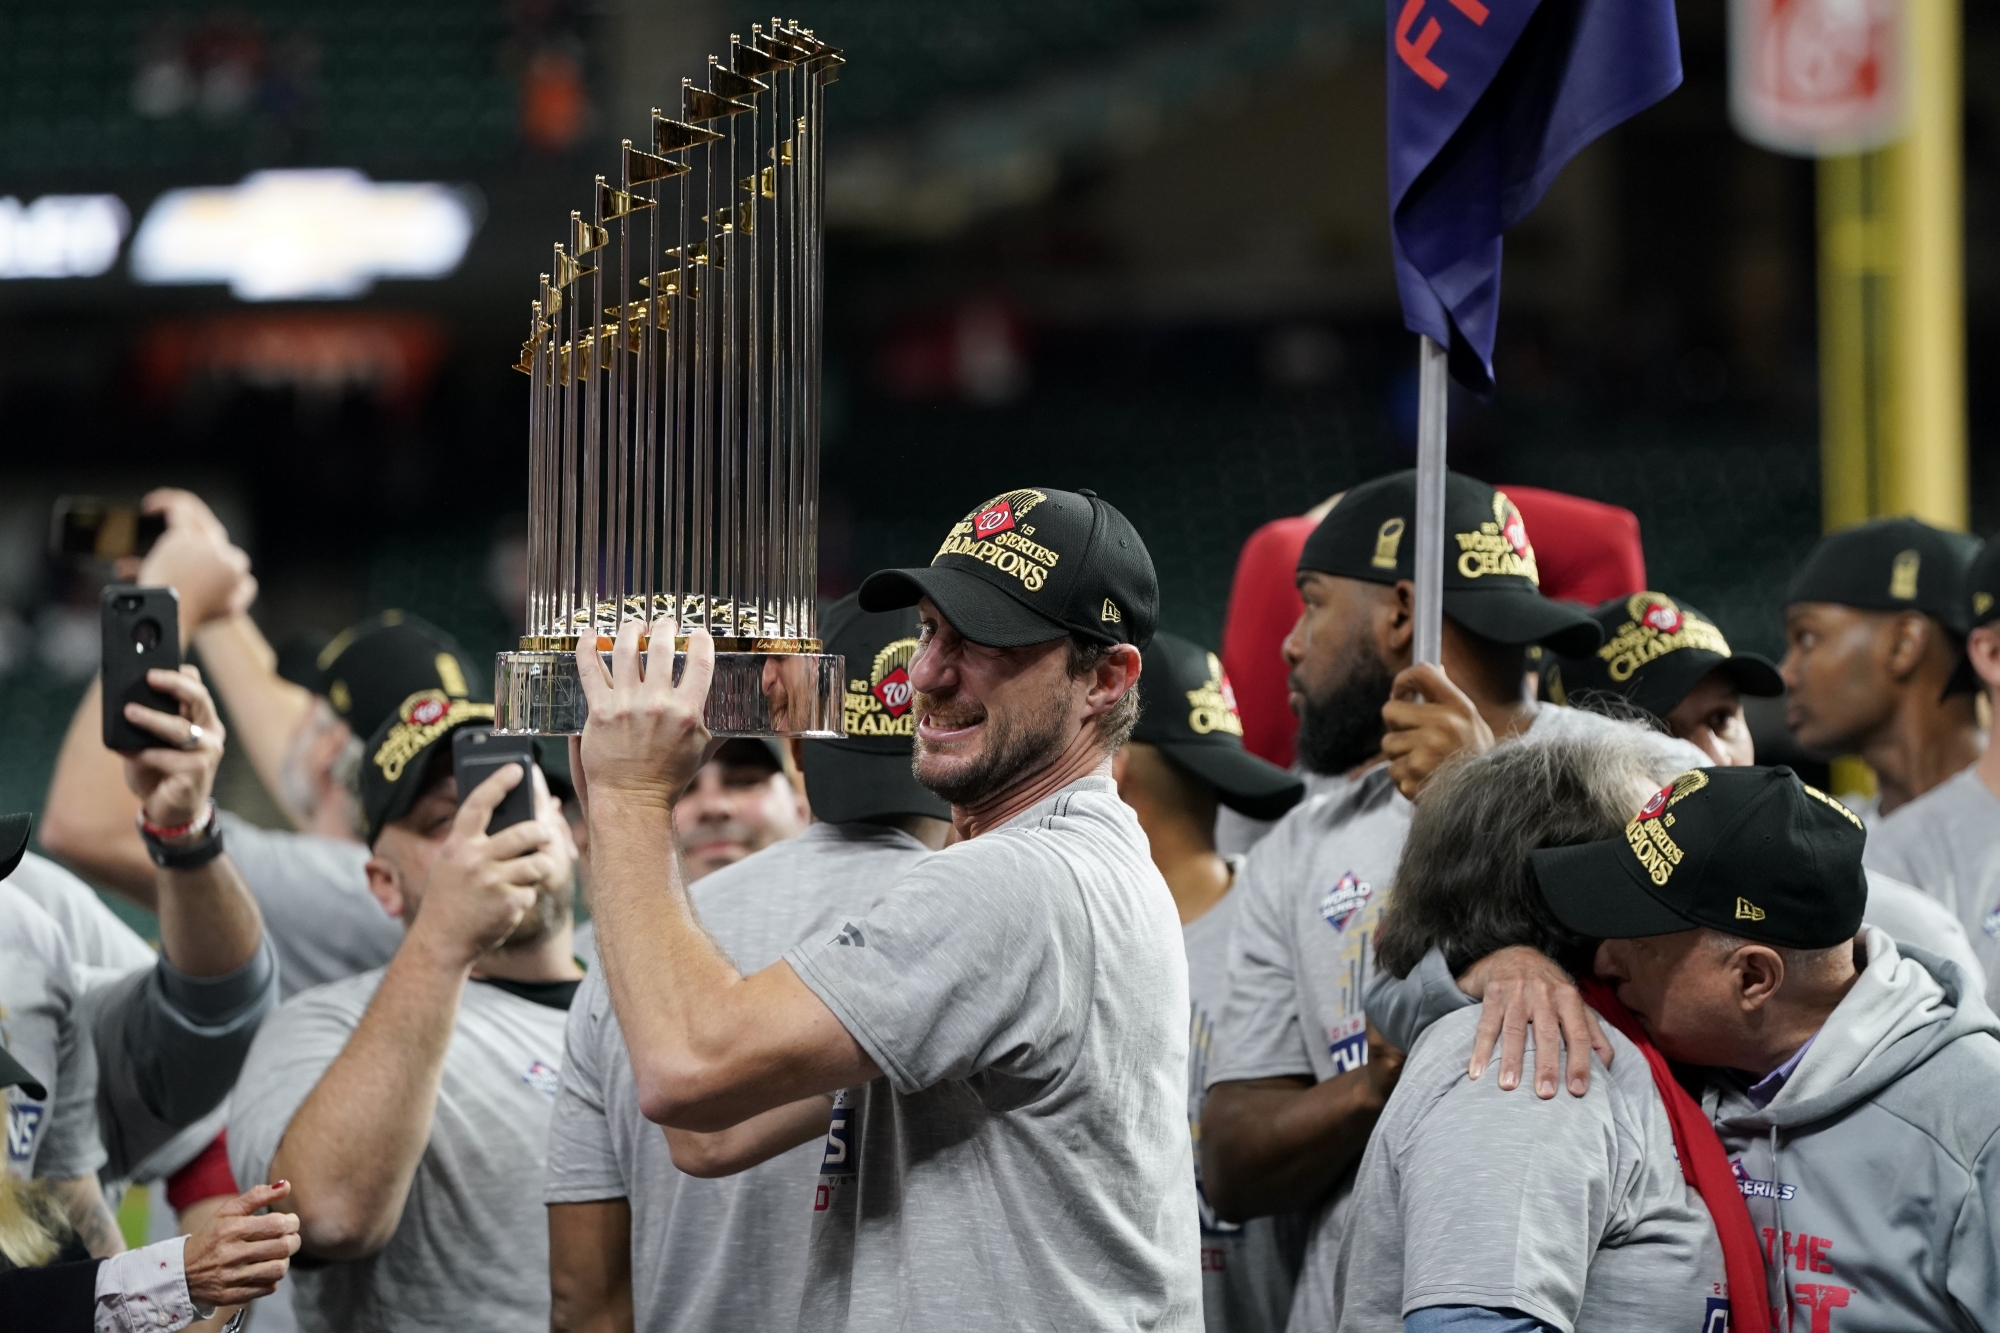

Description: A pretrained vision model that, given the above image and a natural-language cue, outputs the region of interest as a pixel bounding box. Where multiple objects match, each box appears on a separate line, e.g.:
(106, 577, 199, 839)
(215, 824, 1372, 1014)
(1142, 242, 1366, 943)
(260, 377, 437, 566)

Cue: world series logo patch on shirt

(1319, 872, 1372, 932)
(521, 1060, 560, 1097)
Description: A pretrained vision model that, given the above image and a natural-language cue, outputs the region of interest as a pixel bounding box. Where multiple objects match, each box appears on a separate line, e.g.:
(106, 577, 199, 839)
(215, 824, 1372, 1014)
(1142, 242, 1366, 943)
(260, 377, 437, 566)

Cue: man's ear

(1884, 612, 1932, 680)
(1969, 626, 2000, 695)
(1384, 581, 1416, 661)
(365, 854, 407, 921)
(1732, 944, 1786, 1011)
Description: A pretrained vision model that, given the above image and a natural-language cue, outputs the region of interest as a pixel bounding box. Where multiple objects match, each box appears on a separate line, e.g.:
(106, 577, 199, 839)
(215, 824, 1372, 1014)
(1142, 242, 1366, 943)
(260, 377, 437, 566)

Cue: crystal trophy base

(493, 649, 846, 737)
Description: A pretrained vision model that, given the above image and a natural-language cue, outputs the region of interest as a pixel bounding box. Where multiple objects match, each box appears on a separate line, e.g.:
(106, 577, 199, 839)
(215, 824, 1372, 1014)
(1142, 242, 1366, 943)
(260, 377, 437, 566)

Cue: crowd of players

(3, 471, 1999, 1332)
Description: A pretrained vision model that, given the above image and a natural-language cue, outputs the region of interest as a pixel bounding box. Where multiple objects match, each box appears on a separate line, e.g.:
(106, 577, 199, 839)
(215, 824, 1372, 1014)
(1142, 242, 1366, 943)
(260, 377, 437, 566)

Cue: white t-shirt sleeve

(226, 983, 367, 1192)
(37, 925, 108, 1182)
(784, 837, 1092, 1095)
(1207, 834, 1314, 1085)
(1390, 1063, 1620, 1330)
(545, 971, 626, 1203)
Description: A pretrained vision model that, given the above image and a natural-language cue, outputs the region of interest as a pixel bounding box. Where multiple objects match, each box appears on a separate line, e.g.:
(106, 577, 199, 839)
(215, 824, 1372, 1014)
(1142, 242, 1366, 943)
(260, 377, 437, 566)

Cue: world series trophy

(494, 21, 847, 737)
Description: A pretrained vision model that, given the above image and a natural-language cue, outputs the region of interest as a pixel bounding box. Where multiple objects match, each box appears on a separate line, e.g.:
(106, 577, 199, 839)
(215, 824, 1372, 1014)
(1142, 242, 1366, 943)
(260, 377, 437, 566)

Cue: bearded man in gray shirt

(575, 486, 1200, 1331)
(545, 596, 951, 1332)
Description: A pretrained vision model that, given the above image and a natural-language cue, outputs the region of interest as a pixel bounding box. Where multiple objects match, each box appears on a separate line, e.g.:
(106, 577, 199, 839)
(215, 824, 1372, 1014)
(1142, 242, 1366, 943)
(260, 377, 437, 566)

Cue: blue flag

(1389, 0, 1681, 392)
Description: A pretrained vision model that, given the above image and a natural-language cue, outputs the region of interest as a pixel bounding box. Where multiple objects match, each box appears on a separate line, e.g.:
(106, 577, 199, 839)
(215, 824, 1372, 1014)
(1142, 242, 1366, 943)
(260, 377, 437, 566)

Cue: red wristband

(140, 801, 214, 841)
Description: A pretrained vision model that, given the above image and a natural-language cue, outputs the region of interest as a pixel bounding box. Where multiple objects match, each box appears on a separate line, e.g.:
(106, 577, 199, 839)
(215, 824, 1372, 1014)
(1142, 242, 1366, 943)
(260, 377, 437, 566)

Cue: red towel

(1499, 486, 1647, 606)
(1581, 980, 1772, 1333)
(1220, 516, 1318, 769)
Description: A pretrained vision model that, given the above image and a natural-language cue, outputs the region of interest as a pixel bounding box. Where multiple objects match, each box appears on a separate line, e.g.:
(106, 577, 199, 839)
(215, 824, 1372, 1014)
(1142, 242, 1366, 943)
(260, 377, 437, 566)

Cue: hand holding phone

(453, 729, 539, 837)
(102, 587, 183, 753)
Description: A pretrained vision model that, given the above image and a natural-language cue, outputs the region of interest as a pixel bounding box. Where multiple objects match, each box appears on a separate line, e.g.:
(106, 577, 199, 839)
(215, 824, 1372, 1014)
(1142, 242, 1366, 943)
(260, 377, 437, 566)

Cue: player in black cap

(1286, 469, 1613, 800)
(1864, 537, 2000, 1009)
(1535, 763, 2000, 1330)
(1107, 630, 1307, 1331)
(574, 486, 1206, 1329)
(1780, 516, 1981, 816)
(1547, 591, 1783, 766)
(228, 686, 585, 1329)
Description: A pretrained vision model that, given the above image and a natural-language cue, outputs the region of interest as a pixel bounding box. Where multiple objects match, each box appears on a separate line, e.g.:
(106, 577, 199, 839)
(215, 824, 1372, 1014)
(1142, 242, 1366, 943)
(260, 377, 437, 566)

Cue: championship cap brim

(1624, 649, 1785, 718)
(0, 1045, 46, 1101)
(0, 812, 31, 882)
(1445, 588, 1603, 657)
(858, 565, 1068, 648)
(1154, 742, 1306, 821)
(800, 741, 950, 824)
(1532, 839, 1698, 940)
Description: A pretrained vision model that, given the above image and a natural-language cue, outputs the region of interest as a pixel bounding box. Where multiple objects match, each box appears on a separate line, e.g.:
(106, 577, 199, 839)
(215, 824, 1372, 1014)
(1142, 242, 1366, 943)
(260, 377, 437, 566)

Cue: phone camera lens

(115, 595, 143, 614)
(133, 619, 162, 652)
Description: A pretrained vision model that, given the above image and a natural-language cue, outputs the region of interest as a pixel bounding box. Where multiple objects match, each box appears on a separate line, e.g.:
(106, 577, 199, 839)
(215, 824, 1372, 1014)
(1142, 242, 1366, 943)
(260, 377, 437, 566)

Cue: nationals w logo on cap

(858, 486, 1158, 650)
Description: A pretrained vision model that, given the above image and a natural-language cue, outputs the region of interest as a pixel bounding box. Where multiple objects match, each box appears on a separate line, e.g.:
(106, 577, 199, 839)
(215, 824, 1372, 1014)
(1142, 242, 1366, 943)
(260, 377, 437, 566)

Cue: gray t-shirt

(785, 777, 1201, 1331)
(1210, 706, 1707, 1330)
(230, 968, 571, 1333)
(1, 885, 105, 1182)
(1864, 766, 2000, 1008)
(216, 810, 401, 997)
(545, 822, 936, 1332)
(1333, 1008, 1727, 1333)
(6, 852, 156, 988)
(1186, 887, 1306, 1333)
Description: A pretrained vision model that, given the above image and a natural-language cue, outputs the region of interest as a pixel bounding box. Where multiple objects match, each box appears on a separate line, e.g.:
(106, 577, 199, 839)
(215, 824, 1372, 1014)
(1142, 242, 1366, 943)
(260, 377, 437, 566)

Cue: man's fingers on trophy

(644, 614, 677, 691)
(678, 627, 716, 704)
(575, 630, 614, 705)
(610, 616, 647, 689)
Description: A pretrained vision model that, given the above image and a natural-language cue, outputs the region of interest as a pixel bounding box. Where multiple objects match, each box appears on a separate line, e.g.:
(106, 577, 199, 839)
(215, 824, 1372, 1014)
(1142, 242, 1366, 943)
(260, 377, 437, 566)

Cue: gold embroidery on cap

(328, 679, 352, 715)
(1976, 591, 1994, 618)
(1100, 599, 1122, 624)
(1735, 897, 1767, 922)
(842, 637, 918, 738)
(1890, 549, 1920, 600)
(371, 690, 494, 782)
(1597, 594, 1732, 682)
(1802, 782, 1863, 830)
(1186, 652, 1243, 737)
(1453, 490, 1540, 585)
(435, 652, 468, 699)
(1625, 817, 1683, 886)
(933, 489, 1058, 593)
(1372, 518, 1405, 571)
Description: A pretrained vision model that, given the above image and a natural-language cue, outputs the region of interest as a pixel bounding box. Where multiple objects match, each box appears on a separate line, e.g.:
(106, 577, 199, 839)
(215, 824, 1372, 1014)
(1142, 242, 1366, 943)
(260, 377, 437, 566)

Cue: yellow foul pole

(1817, 0, 1966, 532)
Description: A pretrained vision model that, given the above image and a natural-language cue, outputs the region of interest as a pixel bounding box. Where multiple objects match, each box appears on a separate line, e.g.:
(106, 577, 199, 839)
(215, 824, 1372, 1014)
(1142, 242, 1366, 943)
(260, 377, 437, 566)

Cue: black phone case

(453, 729, 537, 835)
(101, 586, 182, 753)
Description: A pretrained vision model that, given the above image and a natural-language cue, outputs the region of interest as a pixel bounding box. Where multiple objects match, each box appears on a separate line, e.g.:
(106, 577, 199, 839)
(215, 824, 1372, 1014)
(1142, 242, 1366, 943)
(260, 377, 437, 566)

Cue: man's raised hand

(575, 615, 715, 810)
(1458, 944, 1611, 1099)
(1380, 661, 1495, 799)
(123, 664, 226, 829)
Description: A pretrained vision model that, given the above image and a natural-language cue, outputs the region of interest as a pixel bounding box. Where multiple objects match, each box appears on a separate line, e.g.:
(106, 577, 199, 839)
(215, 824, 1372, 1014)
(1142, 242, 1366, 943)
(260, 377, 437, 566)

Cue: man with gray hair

(1334, 736, 1738, 1333)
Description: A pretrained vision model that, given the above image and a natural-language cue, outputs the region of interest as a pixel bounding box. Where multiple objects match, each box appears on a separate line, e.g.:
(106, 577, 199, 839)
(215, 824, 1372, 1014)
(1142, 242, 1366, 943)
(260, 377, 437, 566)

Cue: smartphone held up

(101, 586, 181, 753)
(454, 728, 538, 836)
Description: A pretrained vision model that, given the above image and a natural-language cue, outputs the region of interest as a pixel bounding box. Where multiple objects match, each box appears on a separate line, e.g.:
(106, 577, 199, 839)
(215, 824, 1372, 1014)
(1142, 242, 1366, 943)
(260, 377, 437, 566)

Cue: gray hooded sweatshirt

(1368, 927, 2000, 1332)
(1707, 927, 2000, 1332)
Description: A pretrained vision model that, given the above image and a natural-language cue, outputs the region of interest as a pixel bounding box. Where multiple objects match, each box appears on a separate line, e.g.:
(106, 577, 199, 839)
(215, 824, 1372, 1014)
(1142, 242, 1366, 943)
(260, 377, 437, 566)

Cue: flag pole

(1413, 334, 1448, 668)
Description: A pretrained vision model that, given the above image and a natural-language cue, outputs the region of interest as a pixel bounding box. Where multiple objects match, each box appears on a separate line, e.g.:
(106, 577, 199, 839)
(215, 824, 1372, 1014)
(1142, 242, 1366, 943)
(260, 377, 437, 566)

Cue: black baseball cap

(309, 611, 489, 741)
(1943, 538, 2000, 696)
(1297, 470, 1602, 657)
(1130, 632, 1305, 820)
(802, 595, 951, 825)
(359, 689, 496, 844)
(0, 810, 29, 881)
(1785, 517, 1978, 635)
(1533, 765, 1867, 950)
(1547, 592, 1783, 720)
(859, 487, 1158, 650)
